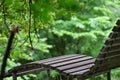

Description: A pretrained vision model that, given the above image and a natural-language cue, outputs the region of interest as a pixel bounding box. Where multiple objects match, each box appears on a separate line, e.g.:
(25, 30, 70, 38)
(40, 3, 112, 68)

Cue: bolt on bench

(1, 20, 120, 80)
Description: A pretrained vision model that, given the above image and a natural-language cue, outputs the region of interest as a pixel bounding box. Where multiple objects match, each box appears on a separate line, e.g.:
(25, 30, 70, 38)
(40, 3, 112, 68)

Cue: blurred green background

(0, 0, 120, 80)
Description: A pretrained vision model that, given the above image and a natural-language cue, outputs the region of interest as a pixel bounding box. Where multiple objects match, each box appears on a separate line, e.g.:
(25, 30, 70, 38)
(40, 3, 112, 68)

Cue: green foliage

(0, 0, 120, 80)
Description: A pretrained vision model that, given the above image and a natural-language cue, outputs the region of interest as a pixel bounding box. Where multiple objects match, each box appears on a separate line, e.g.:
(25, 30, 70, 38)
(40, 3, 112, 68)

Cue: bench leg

(78, 78, 85, 80)
(12, 73, 17, 80)
(78, 79, 84, 80)
(107, 71, 111, 80)
(60, 75, 68, 80)
(68, 77, 73, 80)
(47, 69, 51, 80)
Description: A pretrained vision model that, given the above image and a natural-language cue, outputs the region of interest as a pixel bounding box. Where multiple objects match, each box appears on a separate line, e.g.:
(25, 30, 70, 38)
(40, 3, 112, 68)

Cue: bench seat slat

(6, 68, 43, 77)
(63, 64, 94, 74)
(70, 69, 90, 76)
(43, 55, 86, 65)
(8, 64, 42, 73)
(49, 57, 93, 67)
(8, 54, 79, 74)
(55, 59, 95, 71)
(32, 54, 79, 64)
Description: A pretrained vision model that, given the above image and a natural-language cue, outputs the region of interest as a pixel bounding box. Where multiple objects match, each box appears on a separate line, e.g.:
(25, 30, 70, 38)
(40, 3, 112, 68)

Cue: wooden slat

(95, 54, 120, 70)
(32, 54, 79, 64)
(112, 26, 120, 32)
(101, 44, 120, 52)
(116, 19, 120, 26)
(95, 58, 120, 72)
(49, 57, 93, 68)
(111, 38, 120, 44)
(43, 56, 91, 66)
(16, 68, 44, 77)
(43, 55, 86, 65)
(6, 68, 44, 77)
(100, 46, 109, 52)
(99, 49, 120, 58)
(8, 54, 79, 73)
(105, 38, 120, 45)
(98, 53, 120, 62)
(108, 32, 120, 38)
(8, 64, 41, 73)
(70, 69, 90, 76)
(103, 60, 120, 69)
(55, 59, 95, 71)
(108, 32, 117, 39)
(63, 64, 94, 74)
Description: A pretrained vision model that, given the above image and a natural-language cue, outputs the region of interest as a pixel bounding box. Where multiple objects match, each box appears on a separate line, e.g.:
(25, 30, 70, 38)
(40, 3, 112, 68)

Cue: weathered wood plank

(55, 59, 95, 71)
(6, 68, 44, 77)
(32, 54, 79, 64)
(95, 60, 120, 72)
(105, 38, 120, 45)
(8, 54, 79, 73)
(101, 44, 120, 52)
(112, 26, 120, 32)
(43, 55, 86, 65)
(70, 69, 90, 76)
(49, 57, 93, 67)
(95, 54, 120, 73)
(108, 32, 116, 39)
(116, 20, 120, 26)
(97, 53, 120, 64)
(99, 49, 120, 58)
(63, 64, 94, 74)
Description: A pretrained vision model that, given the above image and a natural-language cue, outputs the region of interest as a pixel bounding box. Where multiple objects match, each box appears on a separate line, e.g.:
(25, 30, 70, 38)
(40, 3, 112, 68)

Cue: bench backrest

(91, 20, 120, 73)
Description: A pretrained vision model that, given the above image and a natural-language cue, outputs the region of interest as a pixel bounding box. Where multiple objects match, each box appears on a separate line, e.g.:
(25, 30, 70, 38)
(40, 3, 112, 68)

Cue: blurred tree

(0, 0, 120, 80)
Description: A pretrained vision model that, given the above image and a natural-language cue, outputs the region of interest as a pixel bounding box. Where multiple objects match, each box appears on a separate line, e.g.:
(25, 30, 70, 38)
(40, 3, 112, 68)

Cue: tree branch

(0, 27, 18, 80)
(2, 2, 10, 32)
(19, 36, 28, 47)
(34, 18, 39, 42)
(0, 0, 5, 8)
(28, 0, 33, 49)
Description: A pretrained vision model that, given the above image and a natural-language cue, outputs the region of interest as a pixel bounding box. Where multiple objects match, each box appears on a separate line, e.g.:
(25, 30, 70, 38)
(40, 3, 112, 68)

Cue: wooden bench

(1, 20, 120, 80)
